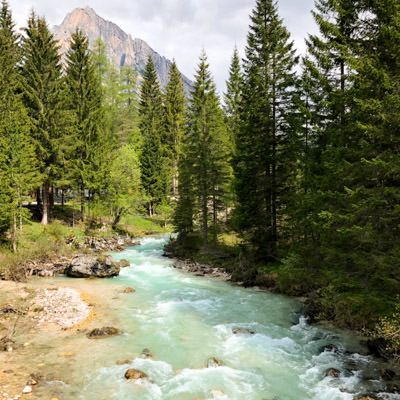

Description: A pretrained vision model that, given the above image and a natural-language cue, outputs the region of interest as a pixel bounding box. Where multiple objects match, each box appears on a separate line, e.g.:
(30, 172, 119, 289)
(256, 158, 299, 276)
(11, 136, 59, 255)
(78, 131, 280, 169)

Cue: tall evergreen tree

(164, 60, 186, 196)
(139, 56, 166, 216)
(234, 0, 298, 261)
(177, 51, 231, 244)
(224, 47, 243, 149)
(0, 1, 40, 250)
(21, 12, 65, 225)
(291, 0, 360, 270)
(118, 66, 140, 148)
(65, 30, 109, 220)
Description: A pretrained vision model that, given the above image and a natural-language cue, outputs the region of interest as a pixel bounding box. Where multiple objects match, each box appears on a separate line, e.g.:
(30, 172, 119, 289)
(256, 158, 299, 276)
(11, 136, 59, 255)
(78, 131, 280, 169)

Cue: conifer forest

(1, 0, 400, 374)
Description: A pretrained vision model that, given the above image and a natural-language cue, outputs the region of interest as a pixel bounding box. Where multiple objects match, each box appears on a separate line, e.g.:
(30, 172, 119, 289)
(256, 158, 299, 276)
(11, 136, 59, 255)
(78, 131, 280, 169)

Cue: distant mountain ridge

(52, 7, 193, 92)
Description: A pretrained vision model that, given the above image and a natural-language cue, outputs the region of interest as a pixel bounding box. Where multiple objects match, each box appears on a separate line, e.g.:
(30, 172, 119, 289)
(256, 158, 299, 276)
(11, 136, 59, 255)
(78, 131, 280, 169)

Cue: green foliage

(224, 47, 243, 149)
(139, 56, 168, 215)
(0, 1, 41, 250)
(65, 30, 112, 218)
(21, 12, 66, 225)
(234, 0, 298, 260)
(175, 51, 232, 245)
(106, 144, 143, 226)
(164, 60, 187, 196)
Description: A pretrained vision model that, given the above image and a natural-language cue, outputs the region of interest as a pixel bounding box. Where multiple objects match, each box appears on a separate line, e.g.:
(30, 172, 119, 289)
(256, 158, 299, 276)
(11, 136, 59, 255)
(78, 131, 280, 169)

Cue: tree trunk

(36, 187, 42, 217)
(49, 186, 54, 222)
(202, 194, 208, 244)
(112, 212, 121, 229)
(19, 207, 22, 232)
(212, 192, 217, 247)
(61, 189, 65, 210)
(41, 182, 49, 225)
(12, 212, 17, 253)
(81, 185, 85, 221)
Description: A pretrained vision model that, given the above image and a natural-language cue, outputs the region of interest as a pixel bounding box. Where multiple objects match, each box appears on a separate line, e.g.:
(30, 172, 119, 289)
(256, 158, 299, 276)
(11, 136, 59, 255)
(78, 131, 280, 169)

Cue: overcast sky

(8, 0, 318, 93)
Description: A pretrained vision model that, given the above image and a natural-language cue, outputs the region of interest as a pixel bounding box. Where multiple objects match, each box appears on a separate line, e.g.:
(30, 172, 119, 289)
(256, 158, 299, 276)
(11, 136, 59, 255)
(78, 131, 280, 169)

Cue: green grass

(120, 215, 172, 236)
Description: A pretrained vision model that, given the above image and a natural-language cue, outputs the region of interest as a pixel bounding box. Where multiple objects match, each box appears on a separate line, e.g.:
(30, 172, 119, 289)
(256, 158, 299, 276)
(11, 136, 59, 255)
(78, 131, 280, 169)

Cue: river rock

(207, 357, 223, 368)
(116, 359, 131, 365)
(387, 383, 400, 393)
(232, 328, 255, 335)
(381, 368, 396, 380)
(87, 327, 119, 339)
(22, 386, 32, 394)
(132, 241, 141, 246)
(353, 396, 377, 400)
(325, 368, 341, 378)
(118, 259, 130, 268)
(124, 369, 148, 380)
(122, 287, 135, 293)
(141, 348, 153, 359)
(322, 344, 339, 353)
(66, 255, 120, 278)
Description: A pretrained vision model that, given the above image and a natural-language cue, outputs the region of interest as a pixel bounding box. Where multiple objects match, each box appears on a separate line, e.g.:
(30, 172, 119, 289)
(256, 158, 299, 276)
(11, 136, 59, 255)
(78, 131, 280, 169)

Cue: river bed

(13, 235, 400, 399)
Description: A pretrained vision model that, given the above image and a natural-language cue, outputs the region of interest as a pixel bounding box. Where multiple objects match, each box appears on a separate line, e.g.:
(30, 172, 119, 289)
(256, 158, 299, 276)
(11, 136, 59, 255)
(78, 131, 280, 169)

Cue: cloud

(8, 0, 318, 93)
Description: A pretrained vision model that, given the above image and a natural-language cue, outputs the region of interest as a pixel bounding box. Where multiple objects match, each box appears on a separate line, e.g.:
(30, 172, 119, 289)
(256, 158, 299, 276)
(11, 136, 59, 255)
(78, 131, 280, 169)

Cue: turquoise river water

(44, 235, 399, 400)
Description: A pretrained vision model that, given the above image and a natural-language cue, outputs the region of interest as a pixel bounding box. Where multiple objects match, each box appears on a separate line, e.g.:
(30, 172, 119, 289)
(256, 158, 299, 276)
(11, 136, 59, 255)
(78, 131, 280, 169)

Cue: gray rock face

(52, 7, 193, 93)
(66, 255, 120, 278)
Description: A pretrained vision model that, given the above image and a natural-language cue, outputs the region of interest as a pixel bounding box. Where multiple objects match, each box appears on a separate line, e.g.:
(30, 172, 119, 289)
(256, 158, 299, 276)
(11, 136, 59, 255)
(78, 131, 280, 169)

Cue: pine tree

(164, 60, 186, 196)
(224, 47, 243, 149)
(0, 1, 40, 249)
(21, 12, 65, 225)
(139, 56, 166, 216)
(290, 0, 361, 270)
(234, 0, 298, 261)
(118, 66, 141, 148)
(179, 51, 231, 245)
(65, 30, 109, 220)
(337, 0, 400, 287)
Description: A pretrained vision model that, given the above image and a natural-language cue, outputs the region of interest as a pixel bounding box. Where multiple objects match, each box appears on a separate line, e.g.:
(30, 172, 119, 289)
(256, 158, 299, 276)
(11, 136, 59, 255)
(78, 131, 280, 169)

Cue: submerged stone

(325, 368, 341, 378)
(232, 328, 255, 335)
(87, 327, 119, 339)
(207, 357, 223, 368)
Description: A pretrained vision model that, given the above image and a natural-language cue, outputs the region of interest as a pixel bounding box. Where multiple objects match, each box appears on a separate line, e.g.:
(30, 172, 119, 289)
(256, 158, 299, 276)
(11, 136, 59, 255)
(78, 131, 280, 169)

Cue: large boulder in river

(125, 369, 148, 380)
(65, 255, 120, 278)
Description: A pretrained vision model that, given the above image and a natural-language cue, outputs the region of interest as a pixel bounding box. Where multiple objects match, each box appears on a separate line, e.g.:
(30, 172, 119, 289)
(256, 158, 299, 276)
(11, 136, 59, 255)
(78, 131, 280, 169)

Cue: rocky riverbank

(170, 259, 232, 281)
(17, 236, 139, 279)
(0, 277, 130, 400)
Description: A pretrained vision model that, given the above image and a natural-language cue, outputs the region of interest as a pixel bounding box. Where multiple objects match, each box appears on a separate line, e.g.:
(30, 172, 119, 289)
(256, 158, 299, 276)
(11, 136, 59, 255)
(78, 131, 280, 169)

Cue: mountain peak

(53, 7, 193, 92)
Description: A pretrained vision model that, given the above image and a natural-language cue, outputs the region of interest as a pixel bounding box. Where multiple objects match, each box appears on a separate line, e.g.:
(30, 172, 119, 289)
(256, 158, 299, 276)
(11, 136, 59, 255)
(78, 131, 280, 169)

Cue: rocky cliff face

(52, 7, 192, 92)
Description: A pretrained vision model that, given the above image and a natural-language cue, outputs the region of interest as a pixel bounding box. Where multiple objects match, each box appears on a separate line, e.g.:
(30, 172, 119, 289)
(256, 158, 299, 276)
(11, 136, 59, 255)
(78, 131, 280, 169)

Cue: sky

(8, 0, 318, 93)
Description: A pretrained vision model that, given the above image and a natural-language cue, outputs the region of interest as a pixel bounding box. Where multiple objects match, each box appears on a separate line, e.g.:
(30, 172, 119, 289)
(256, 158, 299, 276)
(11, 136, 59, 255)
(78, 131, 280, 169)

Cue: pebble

(22, 386, 32, 394)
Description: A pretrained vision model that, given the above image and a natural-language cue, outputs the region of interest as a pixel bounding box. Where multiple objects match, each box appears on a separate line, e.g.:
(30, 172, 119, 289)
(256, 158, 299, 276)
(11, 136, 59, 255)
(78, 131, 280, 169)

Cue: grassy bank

(0, 204, 172, 281)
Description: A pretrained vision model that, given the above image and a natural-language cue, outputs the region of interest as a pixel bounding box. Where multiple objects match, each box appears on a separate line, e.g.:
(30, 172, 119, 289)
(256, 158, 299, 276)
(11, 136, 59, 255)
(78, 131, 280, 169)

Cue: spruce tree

(65, 30, 108, 220)
(234, 0, 298, 261)
(290, 0, 360, 271)
(21, 13, 65, 225)
(224, 47, 243, 149)
(337, 0, 400, 291)
(139, 56, 166, 216)
(164, 60, 186, 196)
(119, 66, 141, 148)
(182, 51, 231, 244)
(0, 1, 40, 249)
